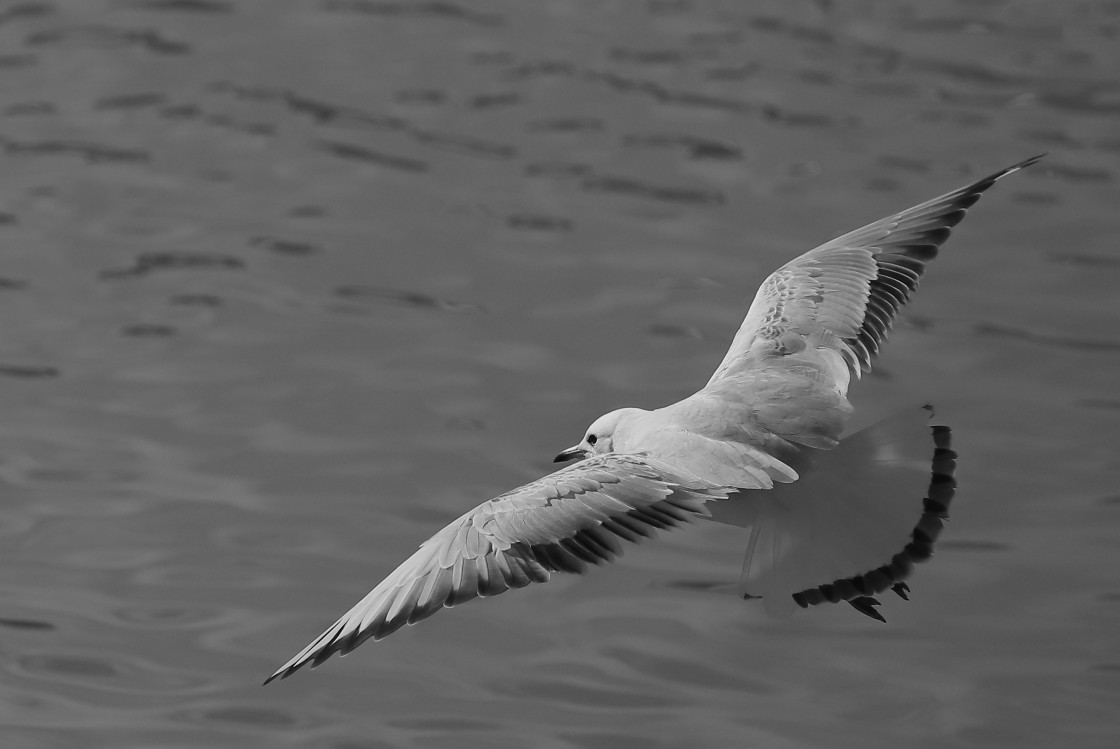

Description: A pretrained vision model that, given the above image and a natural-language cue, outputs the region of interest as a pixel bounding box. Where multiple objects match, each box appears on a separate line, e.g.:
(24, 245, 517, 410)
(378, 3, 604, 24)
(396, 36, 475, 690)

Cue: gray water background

(0, 1, 1118, 747)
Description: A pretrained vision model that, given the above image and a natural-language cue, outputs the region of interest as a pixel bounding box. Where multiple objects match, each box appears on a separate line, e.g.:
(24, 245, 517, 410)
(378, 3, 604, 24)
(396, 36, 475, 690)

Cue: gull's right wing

(265, 454, 730, 683)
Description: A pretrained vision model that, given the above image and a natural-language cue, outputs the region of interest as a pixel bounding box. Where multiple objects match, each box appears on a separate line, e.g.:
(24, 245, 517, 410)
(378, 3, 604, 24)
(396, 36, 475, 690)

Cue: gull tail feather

(711, 406, 956, 618)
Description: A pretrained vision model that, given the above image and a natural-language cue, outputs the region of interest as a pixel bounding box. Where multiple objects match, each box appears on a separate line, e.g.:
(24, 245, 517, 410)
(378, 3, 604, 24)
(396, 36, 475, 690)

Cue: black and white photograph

(0, 1, 1116, 747)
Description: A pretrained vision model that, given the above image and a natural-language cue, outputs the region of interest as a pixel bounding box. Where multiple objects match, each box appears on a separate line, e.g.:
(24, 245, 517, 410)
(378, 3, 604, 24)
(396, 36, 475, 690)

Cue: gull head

(554, 407, 647, 463)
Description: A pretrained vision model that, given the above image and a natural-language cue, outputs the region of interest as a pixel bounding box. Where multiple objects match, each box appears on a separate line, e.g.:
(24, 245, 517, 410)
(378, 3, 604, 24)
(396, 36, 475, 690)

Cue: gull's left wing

(265, 455, 729, 683)
(707, 156, 1042, 389)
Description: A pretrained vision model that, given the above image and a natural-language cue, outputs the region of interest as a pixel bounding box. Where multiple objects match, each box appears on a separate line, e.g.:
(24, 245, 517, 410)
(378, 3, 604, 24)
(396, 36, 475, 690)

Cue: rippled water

(1, 1, 1118, 747)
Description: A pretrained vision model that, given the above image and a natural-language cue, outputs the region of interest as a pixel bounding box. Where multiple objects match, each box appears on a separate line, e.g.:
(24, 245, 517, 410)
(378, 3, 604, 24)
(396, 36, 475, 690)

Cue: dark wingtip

(996, 154, 1045, 180)
(262, 663, 301, 685)
(263, 654, 317, 685)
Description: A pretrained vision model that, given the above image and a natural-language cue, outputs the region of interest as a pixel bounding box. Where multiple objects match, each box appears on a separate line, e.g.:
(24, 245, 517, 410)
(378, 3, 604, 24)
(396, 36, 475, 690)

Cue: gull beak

(553, 445, 588, 463)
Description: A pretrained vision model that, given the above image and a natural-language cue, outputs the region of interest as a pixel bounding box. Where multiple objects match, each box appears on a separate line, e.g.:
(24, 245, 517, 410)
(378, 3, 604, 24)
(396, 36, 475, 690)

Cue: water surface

(1, 1, 1118, 747)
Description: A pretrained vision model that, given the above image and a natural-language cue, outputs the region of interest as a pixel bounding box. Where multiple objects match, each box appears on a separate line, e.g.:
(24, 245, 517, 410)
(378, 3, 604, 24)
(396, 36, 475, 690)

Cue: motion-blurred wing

(708, 156, 1041, 388)
(712, 407, 957, 620)
(266, 454, 729, 683)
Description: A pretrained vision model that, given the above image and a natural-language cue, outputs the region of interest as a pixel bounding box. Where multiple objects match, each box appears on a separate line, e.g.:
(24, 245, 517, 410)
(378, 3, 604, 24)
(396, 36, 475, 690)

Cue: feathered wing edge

(834, 155, 1044, 375)
(264, 456, 730, 683)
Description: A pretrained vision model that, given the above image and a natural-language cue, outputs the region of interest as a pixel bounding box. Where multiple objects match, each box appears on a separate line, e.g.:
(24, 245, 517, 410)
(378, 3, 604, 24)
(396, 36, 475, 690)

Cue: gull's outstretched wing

(707, 156, 1042, 388)
(265, 455, 729, 683)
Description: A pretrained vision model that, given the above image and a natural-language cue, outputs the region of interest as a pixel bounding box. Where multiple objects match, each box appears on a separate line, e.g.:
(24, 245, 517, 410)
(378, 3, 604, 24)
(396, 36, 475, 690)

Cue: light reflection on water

(1, 1, 1118, 747)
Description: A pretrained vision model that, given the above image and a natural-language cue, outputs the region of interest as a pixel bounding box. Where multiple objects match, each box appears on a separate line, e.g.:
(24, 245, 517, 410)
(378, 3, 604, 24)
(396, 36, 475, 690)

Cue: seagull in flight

(266, 156, 1041, 683)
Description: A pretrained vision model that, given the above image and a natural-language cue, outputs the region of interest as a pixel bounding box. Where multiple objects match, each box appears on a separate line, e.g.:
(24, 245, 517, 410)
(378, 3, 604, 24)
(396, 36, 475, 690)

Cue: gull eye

(587, 434, 597, 446)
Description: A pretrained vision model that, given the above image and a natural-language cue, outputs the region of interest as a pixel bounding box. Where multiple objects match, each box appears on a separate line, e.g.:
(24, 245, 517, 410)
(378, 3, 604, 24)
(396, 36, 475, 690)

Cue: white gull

(266, 156, 1041, 683)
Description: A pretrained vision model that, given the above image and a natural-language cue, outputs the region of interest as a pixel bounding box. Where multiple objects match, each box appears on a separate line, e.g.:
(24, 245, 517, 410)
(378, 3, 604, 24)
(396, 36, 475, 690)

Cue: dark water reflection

(1, 0, 1118, 747)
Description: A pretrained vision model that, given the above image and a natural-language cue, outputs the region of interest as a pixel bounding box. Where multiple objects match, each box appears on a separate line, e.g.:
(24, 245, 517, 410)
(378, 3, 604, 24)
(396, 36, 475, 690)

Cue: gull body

(266, 156, 1040, 683)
